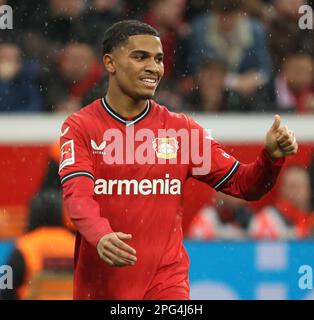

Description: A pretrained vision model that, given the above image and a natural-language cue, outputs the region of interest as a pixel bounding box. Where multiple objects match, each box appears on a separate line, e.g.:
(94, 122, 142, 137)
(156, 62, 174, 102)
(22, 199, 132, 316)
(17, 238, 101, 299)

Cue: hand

(265, 115, 298, 159)
(97, 232, 137, 267)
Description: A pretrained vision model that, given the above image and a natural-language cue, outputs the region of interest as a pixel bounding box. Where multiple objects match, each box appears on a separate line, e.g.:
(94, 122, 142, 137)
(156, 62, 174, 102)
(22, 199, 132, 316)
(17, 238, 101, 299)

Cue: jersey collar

(101, 98, 150, 127)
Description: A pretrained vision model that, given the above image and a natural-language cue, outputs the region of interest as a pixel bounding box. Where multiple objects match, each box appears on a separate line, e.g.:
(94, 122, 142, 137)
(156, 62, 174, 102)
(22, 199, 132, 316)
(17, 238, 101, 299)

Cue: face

(217, 12, 240, 32)
(50, 0, 84, 17)
(274, 0, 306, 19)
(280, 168, 311, 210)
(154, 0, 186, 27)
(59, 43, 95, 81)
(283, 55, 314, 92)
(92, 0, 119, 11)
(104, 35, 164, 100)
(0, 44, 21, 80)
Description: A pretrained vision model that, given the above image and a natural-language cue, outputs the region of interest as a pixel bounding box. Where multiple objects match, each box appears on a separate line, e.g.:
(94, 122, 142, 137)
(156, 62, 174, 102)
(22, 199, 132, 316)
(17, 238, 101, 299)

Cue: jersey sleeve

(58, 115, 113, 247)
(188, 117, 239, 191)
(187, 117, 284, 201)
(59, 116, 94, 185)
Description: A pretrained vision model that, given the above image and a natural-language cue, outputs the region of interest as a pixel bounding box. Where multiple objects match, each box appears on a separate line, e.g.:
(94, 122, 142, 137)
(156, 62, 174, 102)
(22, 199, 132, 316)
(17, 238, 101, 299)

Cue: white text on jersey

(94, 174, 181, 195)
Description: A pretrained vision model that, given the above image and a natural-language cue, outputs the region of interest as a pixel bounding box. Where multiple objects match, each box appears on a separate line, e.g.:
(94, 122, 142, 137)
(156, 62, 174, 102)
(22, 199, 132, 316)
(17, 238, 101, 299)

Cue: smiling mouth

(140, 78, 158, 88)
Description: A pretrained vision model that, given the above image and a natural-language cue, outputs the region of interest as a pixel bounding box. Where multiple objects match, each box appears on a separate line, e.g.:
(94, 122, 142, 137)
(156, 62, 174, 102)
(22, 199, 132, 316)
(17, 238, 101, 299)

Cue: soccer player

(59, 20, 298, 300)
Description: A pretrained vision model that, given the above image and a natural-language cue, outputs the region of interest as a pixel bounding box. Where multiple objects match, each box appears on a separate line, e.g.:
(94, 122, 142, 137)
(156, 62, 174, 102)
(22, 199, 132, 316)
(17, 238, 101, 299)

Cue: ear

(103, 54, 115, 74)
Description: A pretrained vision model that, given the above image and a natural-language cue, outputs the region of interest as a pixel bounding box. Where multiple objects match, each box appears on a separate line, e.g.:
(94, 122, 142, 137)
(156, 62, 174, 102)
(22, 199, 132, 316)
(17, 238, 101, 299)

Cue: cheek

(159, 64, 165, 78)
(115, 66, 134, 84)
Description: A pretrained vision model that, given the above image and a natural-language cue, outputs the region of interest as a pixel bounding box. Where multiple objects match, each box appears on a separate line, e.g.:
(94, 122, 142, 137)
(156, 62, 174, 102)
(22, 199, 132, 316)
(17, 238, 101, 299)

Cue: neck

(106, 87, 148, 118)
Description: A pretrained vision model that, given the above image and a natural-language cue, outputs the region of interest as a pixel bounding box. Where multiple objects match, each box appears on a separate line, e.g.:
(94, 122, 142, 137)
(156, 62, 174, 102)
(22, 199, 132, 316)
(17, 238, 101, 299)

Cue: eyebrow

(129, 50, 164, 58)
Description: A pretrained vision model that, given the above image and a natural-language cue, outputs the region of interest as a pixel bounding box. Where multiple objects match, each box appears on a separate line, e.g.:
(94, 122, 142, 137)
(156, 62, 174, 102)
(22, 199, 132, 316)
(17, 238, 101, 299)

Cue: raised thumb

(270, 114, 281, 131)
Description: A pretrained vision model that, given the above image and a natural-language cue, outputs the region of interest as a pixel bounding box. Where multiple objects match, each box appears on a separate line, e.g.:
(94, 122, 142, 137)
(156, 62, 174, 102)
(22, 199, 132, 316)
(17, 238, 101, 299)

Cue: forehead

(117, 35, 163, 54)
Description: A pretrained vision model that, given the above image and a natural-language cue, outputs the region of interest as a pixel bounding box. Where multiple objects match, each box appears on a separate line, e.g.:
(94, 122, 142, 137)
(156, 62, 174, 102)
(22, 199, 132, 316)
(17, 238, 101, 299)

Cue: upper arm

(58, 117, 94, 186)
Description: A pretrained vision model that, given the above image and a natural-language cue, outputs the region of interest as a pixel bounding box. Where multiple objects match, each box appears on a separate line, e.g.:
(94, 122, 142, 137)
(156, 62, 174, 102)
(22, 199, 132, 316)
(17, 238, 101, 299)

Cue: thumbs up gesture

(265, 115, 298, 159)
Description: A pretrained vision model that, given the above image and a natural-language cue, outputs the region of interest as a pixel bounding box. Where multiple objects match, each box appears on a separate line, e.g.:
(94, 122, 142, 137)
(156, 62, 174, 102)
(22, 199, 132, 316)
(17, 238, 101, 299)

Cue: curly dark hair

(102, 20, 160, 55)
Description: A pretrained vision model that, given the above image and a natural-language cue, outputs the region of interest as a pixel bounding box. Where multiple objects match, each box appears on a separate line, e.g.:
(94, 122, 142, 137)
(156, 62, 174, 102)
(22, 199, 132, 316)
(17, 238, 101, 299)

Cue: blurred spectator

(249, 166, 313, 239)
(253, 53, 314, 113)
(242, 0, 272, 23)
(188, 0, 272, 97)
(124, 0, 150, 19)
(0, 1, 312, 115)
(79, 0, 126, 48)
(184, 0, 211, 21)
(0, 42, 42, 112)
(40, 42, 104, 112)
(41, 0, 86, 43)
(268, 0, 314, 68)
(144, 0, 190, 79)
(9, 0, 91, 72)
(185, 59, 255, 112)
(0, 189, 75, 300)
(187, 192, 254, 240)
(39, 140, 76, 231)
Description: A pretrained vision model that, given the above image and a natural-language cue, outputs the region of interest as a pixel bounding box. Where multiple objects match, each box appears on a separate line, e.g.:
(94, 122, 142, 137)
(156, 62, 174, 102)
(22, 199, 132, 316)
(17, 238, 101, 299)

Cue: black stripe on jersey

(61, 171, 94, 185)
(214, 161, 240, 191)
(101, 98, 150, 126)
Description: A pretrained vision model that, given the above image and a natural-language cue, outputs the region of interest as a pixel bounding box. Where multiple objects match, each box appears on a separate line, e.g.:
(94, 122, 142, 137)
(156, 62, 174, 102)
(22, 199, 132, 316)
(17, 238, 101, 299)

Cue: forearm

(62, 176, 113, 247)
(219, 148, 284, 201)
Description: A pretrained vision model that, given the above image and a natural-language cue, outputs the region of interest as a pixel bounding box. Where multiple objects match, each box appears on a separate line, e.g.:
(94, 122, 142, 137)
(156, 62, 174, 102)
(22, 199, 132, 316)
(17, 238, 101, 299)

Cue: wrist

(262, 148, 285, 165)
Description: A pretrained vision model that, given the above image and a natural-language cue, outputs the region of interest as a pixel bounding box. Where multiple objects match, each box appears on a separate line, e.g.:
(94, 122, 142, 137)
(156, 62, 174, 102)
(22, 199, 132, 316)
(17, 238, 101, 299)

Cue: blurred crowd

(0, 0, 313, 113)
(188, 162, 314, 240)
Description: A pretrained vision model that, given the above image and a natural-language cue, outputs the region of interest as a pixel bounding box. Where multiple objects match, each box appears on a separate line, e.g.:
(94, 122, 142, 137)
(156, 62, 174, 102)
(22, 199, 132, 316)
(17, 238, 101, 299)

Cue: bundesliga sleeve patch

(59, 140, 75, 172)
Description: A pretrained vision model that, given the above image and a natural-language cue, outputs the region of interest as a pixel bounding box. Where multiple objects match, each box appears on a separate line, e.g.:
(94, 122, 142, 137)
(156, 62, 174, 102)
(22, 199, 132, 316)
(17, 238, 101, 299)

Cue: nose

(145, 57, 159, 73)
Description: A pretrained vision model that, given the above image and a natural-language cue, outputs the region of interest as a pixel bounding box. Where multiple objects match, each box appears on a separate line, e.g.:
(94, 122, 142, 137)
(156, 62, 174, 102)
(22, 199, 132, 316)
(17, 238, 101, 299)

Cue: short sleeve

(58, 116, 94, 185)
(188, 117, 240, 190)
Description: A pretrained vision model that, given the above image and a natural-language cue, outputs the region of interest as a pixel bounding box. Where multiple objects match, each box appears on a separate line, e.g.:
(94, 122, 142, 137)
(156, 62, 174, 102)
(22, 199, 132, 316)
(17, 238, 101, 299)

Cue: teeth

(142, 78, 156, 83)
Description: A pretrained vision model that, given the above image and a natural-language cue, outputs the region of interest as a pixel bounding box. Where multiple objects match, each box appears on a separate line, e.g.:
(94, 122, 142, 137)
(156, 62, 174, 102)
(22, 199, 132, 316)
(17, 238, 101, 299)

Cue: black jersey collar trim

(101, 98, 150, 126)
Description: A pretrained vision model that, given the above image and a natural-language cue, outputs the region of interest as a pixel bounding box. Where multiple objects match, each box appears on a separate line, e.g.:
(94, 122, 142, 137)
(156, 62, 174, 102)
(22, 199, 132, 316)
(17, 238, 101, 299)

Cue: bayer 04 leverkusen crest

(152, 137, 179, 159)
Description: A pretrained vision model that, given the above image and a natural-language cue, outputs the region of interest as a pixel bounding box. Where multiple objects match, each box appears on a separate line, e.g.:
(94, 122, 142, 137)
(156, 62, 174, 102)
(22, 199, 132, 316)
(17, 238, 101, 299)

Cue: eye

(133, 54, 145, 61)
(156, 56, 163, 63)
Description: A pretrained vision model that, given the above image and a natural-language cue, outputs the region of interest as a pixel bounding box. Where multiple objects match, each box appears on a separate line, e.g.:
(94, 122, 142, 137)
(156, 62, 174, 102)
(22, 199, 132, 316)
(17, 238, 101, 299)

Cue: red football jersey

(58, 98, 244, 299)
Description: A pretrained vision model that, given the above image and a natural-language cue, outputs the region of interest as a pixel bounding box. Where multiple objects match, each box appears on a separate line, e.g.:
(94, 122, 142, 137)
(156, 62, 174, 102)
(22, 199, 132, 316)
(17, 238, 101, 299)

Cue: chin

(137, 90, 155, 100)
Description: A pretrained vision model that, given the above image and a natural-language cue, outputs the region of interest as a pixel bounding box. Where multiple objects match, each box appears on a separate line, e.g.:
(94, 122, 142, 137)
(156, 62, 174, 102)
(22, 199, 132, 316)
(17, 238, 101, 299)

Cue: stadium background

(0, 0, 314, 299)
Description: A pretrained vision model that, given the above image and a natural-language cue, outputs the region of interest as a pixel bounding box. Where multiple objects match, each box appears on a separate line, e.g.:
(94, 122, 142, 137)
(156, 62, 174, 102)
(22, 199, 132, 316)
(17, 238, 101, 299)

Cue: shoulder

(63, 99, 100, 128)
(152, 100, 193, 128)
